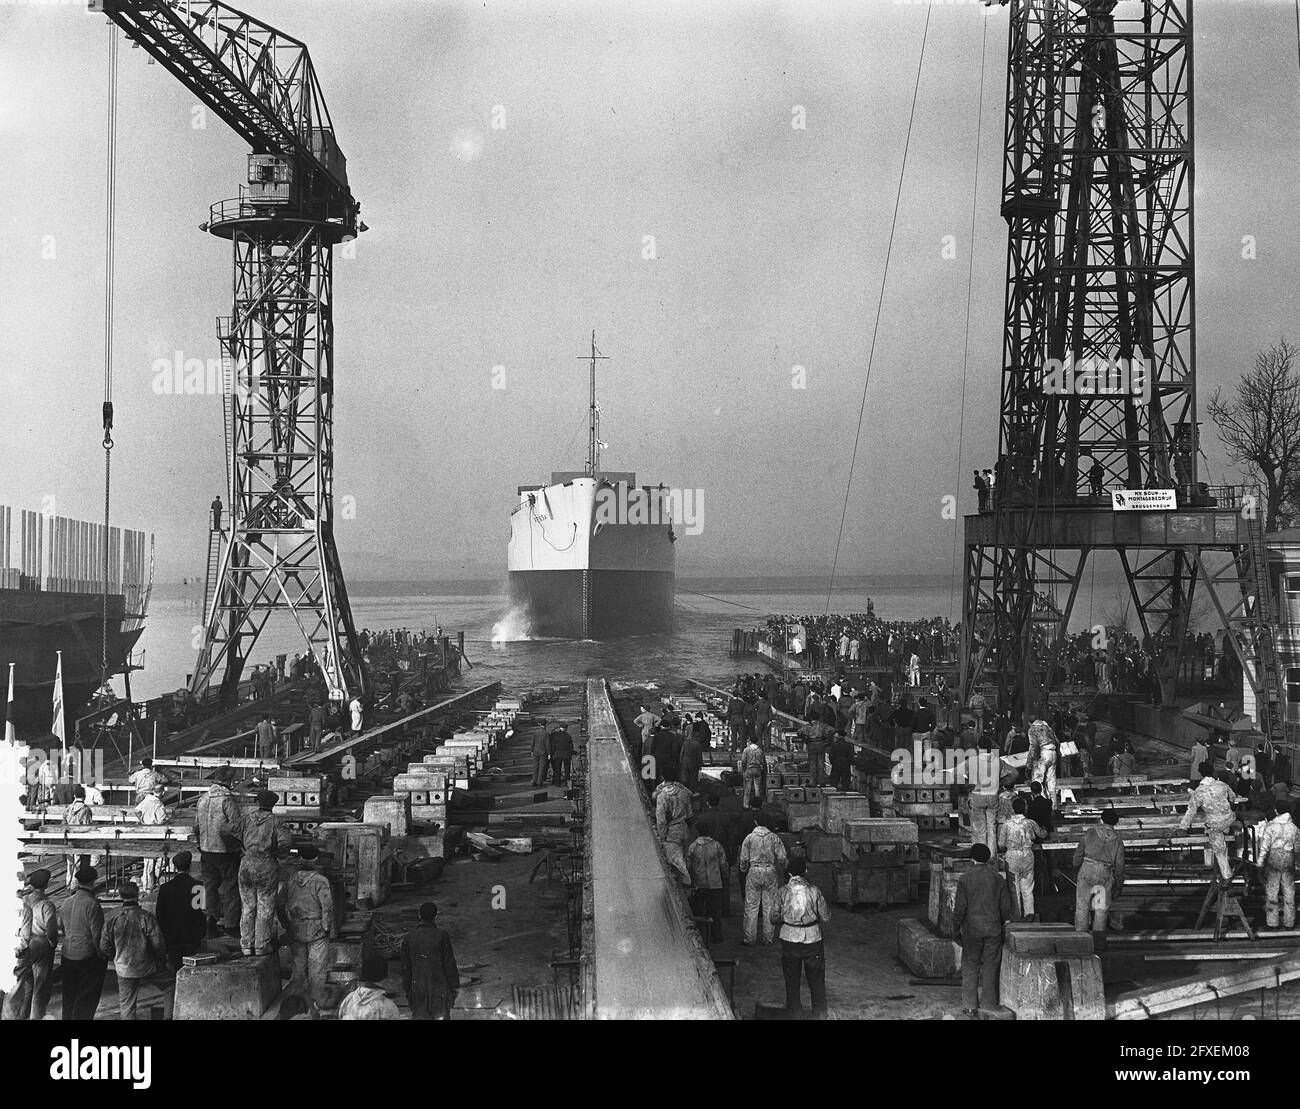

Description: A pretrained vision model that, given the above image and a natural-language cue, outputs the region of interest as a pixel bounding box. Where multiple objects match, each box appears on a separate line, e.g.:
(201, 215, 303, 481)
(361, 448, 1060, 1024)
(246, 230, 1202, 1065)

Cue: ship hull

(507, 473, 675, 639)
(508, 568, 674, 638)
(0, 589, 145, 726)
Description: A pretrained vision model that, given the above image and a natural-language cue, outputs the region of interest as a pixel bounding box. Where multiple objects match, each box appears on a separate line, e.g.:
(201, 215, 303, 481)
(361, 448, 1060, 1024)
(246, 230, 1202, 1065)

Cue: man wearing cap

(952, 842, 1014, 1016)
(196, 765, 243, 936)
(135, 784, 169, 893)
(400, 901, 460, 1020)
(1073, 808, 1126, 933)
(529, 723, 551, 787)
(226, 789, 293, 956)
(283, 844, 336, 1012)
(129, 757, 167, 801)
(3, 868, 58, 1020)
(255, 714, 277, 761)
(62, 784, 95, 885)
(156, 852, 206, 972)
(339, 955, 402, 1020)
(100, 879, 168, 1020)
(59, 866, 107, 1020)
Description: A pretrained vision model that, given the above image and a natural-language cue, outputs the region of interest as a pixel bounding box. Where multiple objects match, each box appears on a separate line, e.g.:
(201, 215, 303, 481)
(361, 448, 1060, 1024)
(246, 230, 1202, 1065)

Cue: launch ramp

(585, 679, 733, 1019)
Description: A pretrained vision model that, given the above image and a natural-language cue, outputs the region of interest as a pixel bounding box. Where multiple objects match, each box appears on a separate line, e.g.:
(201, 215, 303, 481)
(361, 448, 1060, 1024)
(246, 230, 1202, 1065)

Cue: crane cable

(825, 4, 933, 615)
(948, 14, 989, 623)
(101, 27, 119, 690)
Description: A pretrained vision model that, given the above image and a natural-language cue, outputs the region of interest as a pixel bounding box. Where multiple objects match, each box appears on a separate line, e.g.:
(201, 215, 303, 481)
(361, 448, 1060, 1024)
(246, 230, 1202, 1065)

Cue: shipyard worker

(255, 714, 277, 760)
(348, 693, 364, 737)
(770, 854, 831, 1018)
(967, 750, 1002, 857)
(135, 785, 169, 893)
(155, 852, 206, 972)
(754, 693, 774, 748)
(998, 797, 1045, 921)
(100, 880, 168, 1021)
(800, 719, 831, 787)
(1026, 719, 1059, 800)
(308, 701, 326, 752)
(339, 956, 402, 1020)
(548, 723, 574, 786)
(196, 765, 243, 936)
(283, 844, 336, 1013)
(738, 813, 788, 946)
(226, 789, 292, 956)
(851, 692, 871, 747)
(686, 828, 727, 943)
(3, 868, 57, 1020)
(129, 756, 165, 800)
(654, 770, 694, 885)
(738, 735, 765, 805)
(59, 866, 107, 1020)
(974, 469, 990, 512)
(828, 731, 854, 793)
(1258, 801, 1297, 929)
(210, 495, 223, 531)
(1073, 809, 1125, 933)
(679, 725, 704, 792)
(652, 721, 680, 784)
(953, 842, 1012, 1015)
(727, 693, 747, 751)
(63, 784, 95, 881)
(1179, 762, 1237, 881)
(400, 901, 460, 1020)
(635, 703, 661, 747)
(529, 724, 551, 787)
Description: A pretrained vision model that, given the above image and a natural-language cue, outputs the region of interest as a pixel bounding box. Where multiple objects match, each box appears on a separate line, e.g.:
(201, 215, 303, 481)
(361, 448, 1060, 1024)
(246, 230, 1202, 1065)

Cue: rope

(676, 587, 765, 613)
(101, 26, 119, 689)
(825, 4, 932, 614)
(948, 13, 988, 623)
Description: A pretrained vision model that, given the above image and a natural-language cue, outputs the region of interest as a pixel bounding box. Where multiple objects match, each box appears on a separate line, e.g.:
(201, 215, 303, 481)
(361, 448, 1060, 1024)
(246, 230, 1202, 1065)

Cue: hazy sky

(3, 0, 1299, 585)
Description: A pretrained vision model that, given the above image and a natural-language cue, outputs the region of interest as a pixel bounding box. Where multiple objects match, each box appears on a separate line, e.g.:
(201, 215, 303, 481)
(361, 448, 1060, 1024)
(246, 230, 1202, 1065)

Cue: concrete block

(821, 792, 872, 835)
(999, 949, 1105, 1020)
(927, 863, 975, 938)
(897, 918, 961, 978)
(175, 954, 279, 1020)
(803, 832, 842, 863)
(843, 818, 919, 844)
(395, 833, 445, 859)
(410, 804, 447, 825)
(363, 794, 410, 838)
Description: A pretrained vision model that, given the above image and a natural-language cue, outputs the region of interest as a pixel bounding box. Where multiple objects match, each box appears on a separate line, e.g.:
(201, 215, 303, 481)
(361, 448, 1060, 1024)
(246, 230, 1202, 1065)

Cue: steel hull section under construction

(507, 473, 675, 639)
(0, 589, 146, 724)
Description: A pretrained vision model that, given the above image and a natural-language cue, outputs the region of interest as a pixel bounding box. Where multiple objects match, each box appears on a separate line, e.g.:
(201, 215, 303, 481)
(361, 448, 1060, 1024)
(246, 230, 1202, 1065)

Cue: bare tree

(1207, 339, 1300, 531)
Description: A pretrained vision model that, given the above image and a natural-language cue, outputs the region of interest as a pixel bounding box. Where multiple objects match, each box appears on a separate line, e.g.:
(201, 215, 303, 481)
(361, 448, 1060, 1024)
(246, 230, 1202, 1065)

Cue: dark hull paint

(509, 569, 674, 638)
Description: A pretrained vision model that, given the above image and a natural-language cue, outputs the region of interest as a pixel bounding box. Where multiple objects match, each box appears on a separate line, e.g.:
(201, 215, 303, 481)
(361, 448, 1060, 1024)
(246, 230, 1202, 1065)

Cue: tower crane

(89, 0, 370, 706)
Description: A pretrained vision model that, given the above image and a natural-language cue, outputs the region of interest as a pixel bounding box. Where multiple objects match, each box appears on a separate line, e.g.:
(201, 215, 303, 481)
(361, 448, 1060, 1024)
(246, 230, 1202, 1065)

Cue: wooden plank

(154, 755, 282, 770)
(1108, 950, 1300, 1019)
(288, 682, 502, 766)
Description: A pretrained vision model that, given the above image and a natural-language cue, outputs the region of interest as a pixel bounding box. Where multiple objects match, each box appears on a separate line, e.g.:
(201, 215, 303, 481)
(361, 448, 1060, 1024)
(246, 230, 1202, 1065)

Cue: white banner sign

(1111, 488, 1177, 512)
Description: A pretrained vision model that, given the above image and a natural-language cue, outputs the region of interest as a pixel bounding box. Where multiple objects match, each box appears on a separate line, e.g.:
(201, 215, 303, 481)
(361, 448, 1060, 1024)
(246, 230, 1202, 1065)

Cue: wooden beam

(1108, 951, 1300, 1019)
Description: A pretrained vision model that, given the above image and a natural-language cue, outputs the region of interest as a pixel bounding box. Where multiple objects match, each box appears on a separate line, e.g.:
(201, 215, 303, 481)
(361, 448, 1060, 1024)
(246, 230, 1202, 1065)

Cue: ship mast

(581, 331, 609, 478)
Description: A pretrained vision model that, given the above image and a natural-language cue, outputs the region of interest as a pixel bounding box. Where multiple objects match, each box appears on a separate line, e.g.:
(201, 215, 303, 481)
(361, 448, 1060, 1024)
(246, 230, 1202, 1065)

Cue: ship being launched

(507, 334, 675, 638)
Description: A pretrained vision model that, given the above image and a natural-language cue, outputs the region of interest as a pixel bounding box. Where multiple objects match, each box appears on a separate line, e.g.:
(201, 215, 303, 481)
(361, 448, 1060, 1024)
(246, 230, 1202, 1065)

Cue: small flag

(52, 650, 65, 756)
(4, 662, 14, 745)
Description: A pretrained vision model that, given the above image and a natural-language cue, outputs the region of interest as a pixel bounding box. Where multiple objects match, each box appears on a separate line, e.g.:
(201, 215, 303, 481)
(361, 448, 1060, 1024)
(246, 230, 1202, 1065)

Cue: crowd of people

(762, 612, 961, 674)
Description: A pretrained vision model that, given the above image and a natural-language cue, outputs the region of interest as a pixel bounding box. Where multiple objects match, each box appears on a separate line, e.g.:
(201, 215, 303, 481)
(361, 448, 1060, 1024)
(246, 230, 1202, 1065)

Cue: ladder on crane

(200, 526, 223, 630)
(1238, 504, 1288, 750)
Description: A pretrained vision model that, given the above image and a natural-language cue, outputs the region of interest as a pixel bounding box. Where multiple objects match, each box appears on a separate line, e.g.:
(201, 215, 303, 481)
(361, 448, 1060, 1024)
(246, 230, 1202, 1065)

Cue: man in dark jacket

(679, 728, 704, 792)
(651, 723, 679, 784)
(401, 901, 460, 1020)
(155, 851, 207, 972)
(59, 866, 107, 1020)
(952, 842, 1014, 1015)
(530, 724, 551, 787)
(828, 732, 855, 792)
(548, 724, 574, 786)
(100, 880, 168, 1020)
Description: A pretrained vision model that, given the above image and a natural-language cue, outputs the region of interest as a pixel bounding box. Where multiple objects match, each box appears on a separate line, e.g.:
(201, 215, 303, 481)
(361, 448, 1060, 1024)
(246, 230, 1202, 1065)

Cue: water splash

(491, 606, 533, 644)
